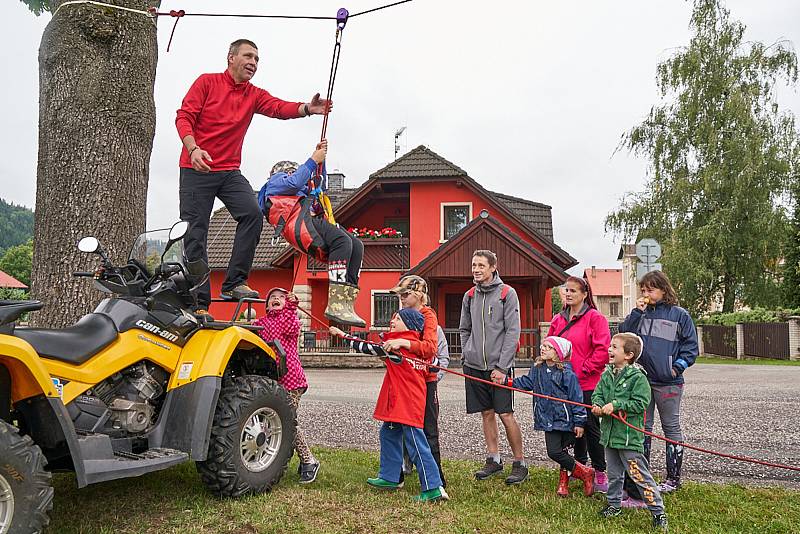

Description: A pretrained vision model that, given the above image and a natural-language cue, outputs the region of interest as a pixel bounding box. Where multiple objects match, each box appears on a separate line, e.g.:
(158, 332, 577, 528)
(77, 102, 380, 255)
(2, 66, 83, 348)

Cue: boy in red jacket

(330, 308, 448, 502)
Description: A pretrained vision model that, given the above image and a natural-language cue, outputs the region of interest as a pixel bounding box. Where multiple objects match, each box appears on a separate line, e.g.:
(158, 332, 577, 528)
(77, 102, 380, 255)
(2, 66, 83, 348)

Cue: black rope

(153, 1, 412, 21)
(350, 0, 413, 18)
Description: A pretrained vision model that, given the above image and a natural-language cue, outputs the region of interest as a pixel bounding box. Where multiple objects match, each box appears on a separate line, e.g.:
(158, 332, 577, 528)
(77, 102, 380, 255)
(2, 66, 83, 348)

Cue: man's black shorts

(464, 366, 514, 414)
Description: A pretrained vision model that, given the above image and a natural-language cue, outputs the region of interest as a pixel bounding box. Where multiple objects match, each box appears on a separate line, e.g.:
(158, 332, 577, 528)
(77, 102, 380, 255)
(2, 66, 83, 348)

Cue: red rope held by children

(294, 303, 800, 475)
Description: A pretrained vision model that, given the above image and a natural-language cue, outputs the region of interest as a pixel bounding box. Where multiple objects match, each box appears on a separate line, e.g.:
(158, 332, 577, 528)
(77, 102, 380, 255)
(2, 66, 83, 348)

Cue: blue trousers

(379, 422, 442, 491)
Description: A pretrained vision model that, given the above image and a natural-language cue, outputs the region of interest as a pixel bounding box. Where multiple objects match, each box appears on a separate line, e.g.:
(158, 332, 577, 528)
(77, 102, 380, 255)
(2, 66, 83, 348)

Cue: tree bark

(31, 0, 159, 327)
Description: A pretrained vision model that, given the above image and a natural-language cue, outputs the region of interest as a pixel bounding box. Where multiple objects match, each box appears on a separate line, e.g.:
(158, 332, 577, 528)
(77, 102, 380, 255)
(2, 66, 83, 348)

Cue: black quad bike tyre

(196, 376, 296, 497)
(0, 420, 53, 534)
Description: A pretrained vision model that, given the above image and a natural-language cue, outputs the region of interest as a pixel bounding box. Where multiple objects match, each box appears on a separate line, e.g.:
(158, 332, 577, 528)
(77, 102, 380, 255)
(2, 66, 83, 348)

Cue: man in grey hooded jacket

(459, 249, 528, 485)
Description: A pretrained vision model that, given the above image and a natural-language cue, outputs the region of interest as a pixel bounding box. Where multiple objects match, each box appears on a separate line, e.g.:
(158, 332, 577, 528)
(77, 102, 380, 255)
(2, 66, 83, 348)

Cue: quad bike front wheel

(0, 420, 53, 534)
(197, 376, 296, 497)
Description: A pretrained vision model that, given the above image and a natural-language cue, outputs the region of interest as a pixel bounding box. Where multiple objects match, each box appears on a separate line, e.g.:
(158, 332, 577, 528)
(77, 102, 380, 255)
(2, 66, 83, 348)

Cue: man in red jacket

(175, 38, 330, 313)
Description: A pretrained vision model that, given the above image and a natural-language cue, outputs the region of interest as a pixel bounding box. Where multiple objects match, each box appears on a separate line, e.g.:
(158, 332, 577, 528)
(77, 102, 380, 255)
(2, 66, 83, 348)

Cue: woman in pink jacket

(548, 275, 611, 492)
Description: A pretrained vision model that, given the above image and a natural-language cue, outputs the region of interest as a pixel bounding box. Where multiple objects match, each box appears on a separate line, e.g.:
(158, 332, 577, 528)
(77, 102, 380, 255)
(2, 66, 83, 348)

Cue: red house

(206, 146, 577, 354)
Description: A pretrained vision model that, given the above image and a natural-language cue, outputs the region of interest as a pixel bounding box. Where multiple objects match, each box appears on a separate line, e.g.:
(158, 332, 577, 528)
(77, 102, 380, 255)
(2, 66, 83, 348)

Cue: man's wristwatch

(303, 103, 310, 116)
(188, 146, 199, 156)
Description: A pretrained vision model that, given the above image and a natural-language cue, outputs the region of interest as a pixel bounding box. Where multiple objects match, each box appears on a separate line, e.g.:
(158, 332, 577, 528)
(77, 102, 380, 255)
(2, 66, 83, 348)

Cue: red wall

(208, 269, 293, 320)
(345, 200, 408, 231)
(408, 182, 547, 265)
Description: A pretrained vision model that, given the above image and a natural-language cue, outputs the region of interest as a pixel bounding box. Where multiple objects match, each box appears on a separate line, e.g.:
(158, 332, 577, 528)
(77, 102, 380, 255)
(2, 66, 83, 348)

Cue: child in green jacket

(592, 333, 668, 532)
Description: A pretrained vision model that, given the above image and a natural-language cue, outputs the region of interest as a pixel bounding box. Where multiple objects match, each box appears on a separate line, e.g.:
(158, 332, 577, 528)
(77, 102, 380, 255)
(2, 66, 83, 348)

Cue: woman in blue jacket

(512, 336, 594, 497)
(619, 270, 698, 494)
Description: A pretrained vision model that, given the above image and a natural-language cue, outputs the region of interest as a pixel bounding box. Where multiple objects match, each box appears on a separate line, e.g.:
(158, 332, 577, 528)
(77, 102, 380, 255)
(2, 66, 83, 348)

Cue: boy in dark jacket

(592, 333, 668, 532)
(329, 308, 447, 502)
(512, 336, 593, 497)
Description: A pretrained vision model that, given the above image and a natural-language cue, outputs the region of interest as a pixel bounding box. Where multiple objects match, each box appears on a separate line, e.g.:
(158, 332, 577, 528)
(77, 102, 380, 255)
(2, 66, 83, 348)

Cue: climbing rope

(294, 303, 800, 475)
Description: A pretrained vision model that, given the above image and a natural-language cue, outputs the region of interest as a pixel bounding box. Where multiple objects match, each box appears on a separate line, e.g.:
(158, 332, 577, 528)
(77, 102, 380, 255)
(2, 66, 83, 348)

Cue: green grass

(697, 355, 800, 365)
(47, 447, 799, 534)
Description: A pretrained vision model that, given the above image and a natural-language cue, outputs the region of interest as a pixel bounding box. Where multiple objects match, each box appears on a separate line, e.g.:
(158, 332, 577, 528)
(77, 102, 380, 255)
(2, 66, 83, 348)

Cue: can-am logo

(135, 320, 179, 343)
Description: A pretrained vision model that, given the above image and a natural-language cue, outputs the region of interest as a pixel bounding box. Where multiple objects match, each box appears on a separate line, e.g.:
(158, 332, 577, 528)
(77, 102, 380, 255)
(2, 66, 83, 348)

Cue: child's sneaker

(366, 477, 403, 490)
(658, 479, 681, 494)
(594, 470, 609, 493)
(504, 461, 529, 485)
(412, 486, 449, 502)
(298, 461, 320, 484)
(599, 505, 623, 518)
(474, 458, 504, 480)
(652, 513, 669, 532)
(621, 496, 649, 509)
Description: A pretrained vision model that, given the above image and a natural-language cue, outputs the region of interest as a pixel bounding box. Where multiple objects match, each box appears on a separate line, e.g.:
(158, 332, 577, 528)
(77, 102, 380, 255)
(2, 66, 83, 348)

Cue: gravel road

(298, 363, 800, 489)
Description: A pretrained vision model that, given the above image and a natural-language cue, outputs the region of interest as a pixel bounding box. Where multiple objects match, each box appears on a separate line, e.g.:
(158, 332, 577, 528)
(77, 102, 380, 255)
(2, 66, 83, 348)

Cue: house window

(441, 203, 472, 241)
(610, 301, 619, 317)
(384, 217, 409, 237)
(373, 292, 399, 327)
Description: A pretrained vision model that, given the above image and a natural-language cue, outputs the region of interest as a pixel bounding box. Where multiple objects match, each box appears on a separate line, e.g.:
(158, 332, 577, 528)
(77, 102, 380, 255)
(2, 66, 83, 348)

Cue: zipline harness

(294, 302, 800, 476)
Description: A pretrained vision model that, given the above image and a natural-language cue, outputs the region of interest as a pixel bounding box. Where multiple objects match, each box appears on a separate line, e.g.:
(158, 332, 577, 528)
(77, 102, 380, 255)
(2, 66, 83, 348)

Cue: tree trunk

(721, 273, 736, 313)
(31, 0, 159, 327)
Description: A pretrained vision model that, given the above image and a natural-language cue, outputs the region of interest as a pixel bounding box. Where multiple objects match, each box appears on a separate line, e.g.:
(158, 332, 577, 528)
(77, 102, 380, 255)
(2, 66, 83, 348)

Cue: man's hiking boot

(220, 284, 259, 301)
(366, 477, 403, 490)
(599, 505, 623, 518)
(474, 458, 503, 480)
(412, 486, 449, 503)
(194, 309, 214, 322)
(652, 513, 669, 532)
(504, 461, 529, 485)
(298, 462, 320, 484)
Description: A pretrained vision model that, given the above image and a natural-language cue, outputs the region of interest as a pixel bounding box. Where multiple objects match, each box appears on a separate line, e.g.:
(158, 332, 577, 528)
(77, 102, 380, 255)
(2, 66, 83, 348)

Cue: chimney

(328, 170, 345, 192)
(591, 266, 596, 278)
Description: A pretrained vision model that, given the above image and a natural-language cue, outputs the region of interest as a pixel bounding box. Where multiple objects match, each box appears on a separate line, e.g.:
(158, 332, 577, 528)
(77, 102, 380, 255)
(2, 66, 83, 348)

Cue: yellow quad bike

(0, 221, 295, 534)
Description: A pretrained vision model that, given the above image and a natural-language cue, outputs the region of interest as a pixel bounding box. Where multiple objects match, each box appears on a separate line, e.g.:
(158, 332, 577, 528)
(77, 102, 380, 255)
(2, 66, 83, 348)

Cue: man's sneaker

(412, 486, 449, 503)
(194, 309, 215, 322)
(599, 505, 623, 518)
(652, 513, 669, 532)
(658, 479, 681, 494)
(504, 461, 529, 485)
(474, 458, 504, 480)
(220, 284, 259, 301)
(594, 470, 609, 493)
(621, 496, 649, 509)
(366, 477, 403, 490)
(299, 462, 320, 484)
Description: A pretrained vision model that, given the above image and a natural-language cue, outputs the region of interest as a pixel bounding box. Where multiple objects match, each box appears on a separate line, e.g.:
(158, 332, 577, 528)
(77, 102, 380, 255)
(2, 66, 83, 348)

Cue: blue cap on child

(397, 308, 425, 332)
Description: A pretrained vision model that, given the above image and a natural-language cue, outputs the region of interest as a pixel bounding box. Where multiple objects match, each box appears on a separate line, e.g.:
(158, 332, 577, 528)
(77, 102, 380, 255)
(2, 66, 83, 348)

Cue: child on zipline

(329, 308, 448, 502)
(253, 287, 319, 484)
(510, 336, 594, 497)
(592, 333, 668, 532)
(258, 139, 365, 327)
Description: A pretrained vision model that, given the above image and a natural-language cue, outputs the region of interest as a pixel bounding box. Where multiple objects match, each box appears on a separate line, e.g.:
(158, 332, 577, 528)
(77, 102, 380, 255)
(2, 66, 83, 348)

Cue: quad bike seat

(0, 300, 44, 326)
(14, 313, 119, 365)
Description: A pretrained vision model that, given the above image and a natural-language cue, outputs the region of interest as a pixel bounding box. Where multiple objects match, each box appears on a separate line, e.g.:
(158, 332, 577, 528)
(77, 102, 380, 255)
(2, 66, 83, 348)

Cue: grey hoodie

(459, 273, 521, 372)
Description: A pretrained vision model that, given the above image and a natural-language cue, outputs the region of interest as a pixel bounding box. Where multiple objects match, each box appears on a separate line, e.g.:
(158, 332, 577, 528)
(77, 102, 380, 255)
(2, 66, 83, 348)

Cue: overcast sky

(2, 0, 799, 275)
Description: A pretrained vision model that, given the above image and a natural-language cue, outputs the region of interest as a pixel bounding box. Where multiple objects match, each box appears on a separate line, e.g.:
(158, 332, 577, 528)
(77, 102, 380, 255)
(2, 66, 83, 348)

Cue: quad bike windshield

(129, 228, 186, 276)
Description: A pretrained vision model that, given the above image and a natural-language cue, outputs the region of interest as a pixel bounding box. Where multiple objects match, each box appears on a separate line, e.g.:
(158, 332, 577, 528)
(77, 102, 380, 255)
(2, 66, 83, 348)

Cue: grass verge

(47, 447, 799, 534)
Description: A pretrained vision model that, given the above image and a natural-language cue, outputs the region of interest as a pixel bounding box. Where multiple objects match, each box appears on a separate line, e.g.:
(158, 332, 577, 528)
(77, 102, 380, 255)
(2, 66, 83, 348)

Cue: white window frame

(370, 289, 400, 330)
(440, 202, 473, 243)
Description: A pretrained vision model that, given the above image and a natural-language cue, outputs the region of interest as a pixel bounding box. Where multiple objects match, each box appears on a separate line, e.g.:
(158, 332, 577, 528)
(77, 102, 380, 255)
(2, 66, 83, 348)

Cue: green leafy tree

(551, 286, 563, 316)
(0, 198, 34, 255)
(606, 0, 799, 316)
(20, 0, 159, 327)
(783, 174, 800, 307)
(0, 240, 33, 287)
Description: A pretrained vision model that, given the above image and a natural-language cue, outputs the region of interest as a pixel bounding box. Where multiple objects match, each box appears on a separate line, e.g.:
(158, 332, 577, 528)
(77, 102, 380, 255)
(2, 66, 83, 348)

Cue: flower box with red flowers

(347, 227, 404, 240)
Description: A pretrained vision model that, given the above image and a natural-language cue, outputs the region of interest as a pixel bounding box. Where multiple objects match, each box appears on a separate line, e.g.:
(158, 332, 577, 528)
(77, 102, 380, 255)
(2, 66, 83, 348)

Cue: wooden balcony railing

(308, 237, 409, 272)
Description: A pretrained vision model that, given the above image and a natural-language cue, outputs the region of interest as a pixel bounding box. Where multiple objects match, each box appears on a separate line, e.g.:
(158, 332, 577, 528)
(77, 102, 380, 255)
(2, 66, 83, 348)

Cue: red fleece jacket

(373, 331, 429, 428)
(175, 70, 302, 171)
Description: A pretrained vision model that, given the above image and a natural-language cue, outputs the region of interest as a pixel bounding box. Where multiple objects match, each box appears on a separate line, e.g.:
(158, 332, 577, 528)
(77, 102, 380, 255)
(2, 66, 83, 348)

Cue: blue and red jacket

(619, 302, 698, 386)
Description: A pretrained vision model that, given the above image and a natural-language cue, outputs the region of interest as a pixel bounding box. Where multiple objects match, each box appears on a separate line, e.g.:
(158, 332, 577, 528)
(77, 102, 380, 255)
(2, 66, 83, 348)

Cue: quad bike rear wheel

(196, 376, 296, 497)
(0, 420, 53, 534)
